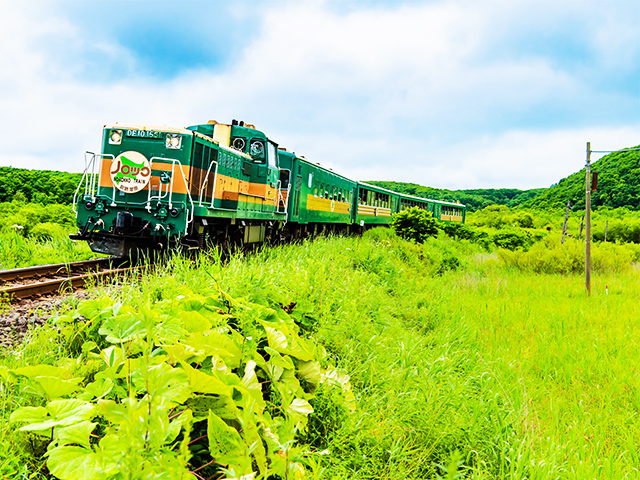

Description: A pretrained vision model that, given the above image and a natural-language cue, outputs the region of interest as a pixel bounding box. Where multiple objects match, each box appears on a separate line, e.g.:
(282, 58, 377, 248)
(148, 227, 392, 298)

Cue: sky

(0, 0, 638, 190)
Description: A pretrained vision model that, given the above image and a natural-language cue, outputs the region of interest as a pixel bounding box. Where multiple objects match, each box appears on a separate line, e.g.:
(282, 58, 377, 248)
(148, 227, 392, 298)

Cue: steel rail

(0, 266, 138, 301)
(0, 257, 127, 283)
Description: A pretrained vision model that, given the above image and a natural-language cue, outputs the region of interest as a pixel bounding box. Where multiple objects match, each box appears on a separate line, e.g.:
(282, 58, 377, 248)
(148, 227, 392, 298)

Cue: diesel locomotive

(71, 120, 465, 256)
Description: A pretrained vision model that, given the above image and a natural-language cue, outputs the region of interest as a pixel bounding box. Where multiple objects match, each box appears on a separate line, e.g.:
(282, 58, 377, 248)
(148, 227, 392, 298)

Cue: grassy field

(0, 229, 638, 479)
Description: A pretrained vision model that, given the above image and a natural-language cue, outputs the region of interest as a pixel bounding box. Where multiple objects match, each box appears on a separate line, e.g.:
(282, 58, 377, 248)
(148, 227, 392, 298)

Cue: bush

(435, 254, 461, 276)
(497, 235, 634, 274)
(390, 207, 439, 243)
(442, 223, 492, 249)
(513, 211, 534, 228)
(491, 229, 533, 251)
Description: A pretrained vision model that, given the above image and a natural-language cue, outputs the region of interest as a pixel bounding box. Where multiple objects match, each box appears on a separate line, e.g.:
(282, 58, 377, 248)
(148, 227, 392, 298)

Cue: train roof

(359, 182, 465, 208)
(286, 153, 356, 183)
(104, 124, 192, 134)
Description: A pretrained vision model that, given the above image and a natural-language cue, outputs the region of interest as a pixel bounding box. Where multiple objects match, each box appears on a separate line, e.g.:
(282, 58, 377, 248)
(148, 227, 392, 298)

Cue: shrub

(513, 211, 534, 228)
(442, 223, 492, 249)
(491, 229, 533, 251)
(390, 207, 439, 243)
(435, 254, 461, 276)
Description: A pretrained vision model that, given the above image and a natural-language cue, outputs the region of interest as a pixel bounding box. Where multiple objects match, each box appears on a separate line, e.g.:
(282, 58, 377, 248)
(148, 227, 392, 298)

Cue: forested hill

(0, 167, 81, 204)
(369, 145, 640, 212)
(366, 181, 545, 212)
(521, 146, 640, 210)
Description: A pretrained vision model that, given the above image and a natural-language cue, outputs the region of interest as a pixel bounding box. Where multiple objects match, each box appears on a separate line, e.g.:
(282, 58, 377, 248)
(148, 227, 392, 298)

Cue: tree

(390, 207, 439, 243)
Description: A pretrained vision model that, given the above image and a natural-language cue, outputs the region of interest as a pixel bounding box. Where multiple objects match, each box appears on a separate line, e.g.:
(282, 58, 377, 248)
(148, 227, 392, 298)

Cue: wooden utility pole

(585, 142, 592, 296)
(561, 200, 570, 244)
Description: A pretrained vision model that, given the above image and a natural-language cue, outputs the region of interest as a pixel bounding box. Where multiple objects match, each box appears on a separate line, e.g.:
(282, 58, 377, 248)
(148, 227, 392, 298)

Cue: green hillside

(369, 145, 640, 212)
(0, 167, 81, 204)
(523, 145, 640, 210)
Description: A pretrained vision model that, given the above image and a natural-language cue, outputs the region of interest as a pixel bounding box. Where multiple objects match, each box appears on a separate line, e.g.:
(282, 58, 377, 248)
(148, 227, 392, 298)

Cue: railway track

(0, 257, 135, 302)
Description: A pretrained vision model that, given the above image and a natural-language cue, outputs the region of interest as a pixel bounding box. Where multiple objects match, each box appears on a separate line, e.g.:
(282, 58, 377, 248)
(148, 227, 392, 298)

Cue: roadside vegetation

(0, 201, 95, 268)
(0, 222, 639, 479)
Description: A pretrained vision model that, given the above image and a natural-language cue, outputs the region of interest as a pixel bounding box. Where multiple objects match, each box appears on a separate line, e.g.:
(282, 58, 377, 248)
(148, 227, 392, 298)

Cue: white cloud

(0, 0, 637, 193)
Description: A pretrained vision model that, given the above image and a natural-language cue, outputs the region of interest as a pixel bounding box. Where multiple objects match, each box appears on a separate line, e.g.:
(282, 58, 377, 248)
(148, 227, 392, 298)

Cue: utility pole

(561, 200, 570, 244)
(585, 142, 592, 296)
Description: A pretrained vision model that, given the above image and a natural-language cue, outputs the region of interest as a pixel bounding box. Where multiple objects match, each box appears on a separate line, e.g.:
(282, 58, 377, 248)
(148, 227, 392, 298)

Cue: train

(71, 120, 466, 256)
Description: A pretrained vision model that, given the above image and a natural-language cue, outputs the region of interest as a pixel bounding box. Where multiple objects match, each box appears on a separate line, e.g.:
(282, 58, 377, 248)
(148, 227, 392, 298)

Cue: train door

(293, 174, 302, 219)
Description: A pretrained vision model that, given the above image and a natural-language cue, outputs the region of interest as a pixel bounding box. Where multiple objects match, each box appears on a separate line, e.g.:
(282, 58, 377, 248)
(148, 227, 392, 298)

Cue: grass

(0, 229, 98, 270)
(0, 228, 639, 478)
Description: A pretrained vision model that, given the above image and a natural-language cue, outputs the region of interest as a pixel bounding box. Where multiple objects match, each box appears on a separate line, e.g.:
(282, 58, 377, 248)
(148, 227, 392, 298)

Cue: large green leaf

(180, 310, 212, 333)
(77, 296, 115, 321)
(46, 446, 101, 480)
(17, 399, 95, 432)
(153, 315, 187, 342)
(264, 347, 294, 370)
(98, 313, 146, 343)
(207, 411, 252, 475)
(287, 398, 314, 417)
(262, 325, 314, 362)
(182, 331, 243, 369)
(187, 395, 241, 422)
(297, 360, 322, 384)
(131, 362, 191, 407)
(100, 346, 125, 369)
(78, 376, 114, 401)
(32, 376, 82, 400)
(55, 421, 96, 448)
(164, 408, 192, 445)
(9, 406, 48, 424)
(241, 360, 266, 413)
(322, 369, 357, 413)
(179, 360, 233, 397)
(12, 364, 67, 379)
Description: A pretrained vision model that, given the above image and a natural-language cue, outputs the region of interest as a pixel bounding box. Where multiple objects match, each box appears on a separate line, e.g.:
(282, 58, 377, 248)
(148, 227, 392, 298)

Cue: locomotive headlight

(109, 129, 123, 145)
(166, 134, 182, 149)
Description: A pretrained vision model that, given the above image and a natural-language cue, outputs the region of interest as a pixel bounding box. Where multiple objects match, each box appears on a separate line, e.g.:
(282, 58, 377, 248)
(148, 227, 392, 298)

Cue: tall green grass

(1, 229, 638, 479)
(0, 229, 97, 270)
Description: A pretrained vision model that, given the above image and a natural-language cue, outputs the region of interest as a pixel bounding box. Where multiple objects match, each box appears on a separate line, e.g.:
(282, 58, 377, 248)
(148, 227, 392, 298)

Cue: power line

(590, 147, 640, 153)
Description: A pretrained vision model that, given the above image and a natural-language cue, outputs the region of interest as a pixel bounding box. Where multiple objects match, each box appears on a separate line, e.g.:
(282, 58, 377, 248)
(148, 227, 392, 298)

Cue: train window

(231, 137, 246, 152)
(267, 142, 277, 168)
(250, 140, 265, 163)
(314, 181, 318, 197)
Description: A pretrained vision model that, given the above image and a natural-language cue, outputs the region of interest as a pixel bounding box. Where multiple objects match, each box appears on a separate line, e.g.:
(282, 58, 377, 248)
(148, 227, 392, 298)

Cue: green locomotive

(72, 120, 465, 255)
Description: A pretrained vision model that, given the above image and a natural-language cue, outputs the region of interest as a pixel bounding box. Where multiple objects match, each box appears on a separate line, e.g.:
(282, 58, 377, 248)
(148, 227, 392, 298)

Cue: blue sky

(0, 0, 637, 189)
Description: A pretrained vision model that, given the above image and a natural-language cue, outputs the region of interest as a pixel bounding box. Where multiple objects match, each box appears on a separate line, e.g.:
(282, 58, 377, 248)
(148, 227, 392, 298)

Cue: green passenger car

(354, 183, 401, 226)
(279, 150, 357, 228)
